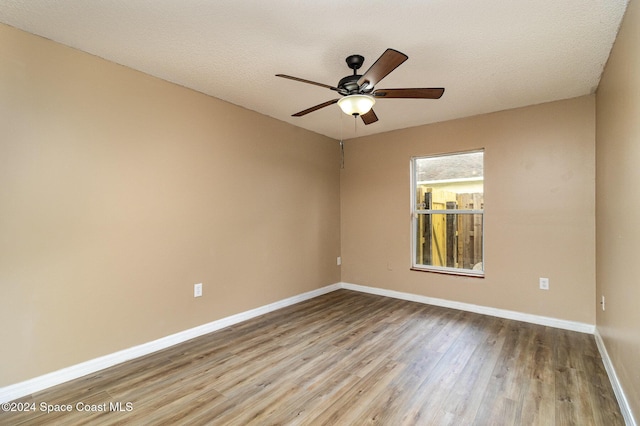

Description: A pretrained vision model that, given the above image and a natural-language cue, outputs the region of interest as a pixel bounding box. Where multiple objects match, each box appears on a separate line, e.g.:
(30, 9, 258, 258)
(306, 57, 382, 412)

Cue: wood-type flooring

(1, 290, 623, 425)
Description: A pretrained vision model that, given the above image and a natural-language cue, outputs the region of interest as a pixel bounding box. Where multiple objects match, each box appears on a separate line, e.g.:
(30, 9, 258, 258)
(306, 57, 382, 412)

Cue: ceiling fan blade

(276, 74, 339, 91)
(357, 49, 408, 90)
(292, 99, 340, 117)
(360, 109, 379, 125)
(373, 88, 445, 99)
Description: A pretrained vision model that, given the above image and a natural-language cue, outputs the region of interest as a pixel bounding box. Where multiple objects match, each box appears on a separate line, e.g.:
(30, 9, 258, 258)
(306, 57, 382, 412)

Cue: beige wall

(341, 96, 596, 323)
(596, 0, 640, 420)
(0, 24, 341, 386)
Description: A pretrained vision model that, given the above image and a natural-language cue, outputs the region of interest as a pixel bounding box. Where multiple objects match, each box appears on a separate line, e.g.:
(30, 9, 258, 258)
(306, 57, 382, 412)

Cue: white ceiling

(0, 0, 629, 140)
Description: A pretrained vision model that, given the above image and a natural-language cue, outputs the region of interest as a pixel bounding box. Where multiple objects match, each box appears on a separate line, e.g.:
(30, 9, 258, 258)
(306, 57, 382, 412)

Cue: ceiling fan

(276, 48, 444, 125)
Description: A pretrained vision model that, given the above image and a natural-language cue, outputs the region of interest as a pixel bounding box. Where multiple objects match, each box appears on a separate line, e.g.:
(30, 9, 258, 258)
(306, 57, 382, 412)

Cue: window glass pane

(415, 213, 483, 271)
(415, 151, 484, 208)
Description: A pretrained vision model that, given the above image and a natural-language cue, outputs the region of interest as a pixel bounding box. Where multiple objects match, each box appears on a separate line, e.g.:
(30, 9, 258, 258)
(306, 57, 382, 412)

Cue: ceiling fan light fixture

(338, 94, 375, 116)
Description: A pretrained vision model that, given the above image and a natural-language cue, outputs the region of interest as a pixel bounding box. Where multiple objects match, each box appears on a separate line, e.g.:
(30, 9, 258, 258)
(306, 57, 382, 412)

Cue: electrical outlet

(601, 295, 605, 311)
(539, 277, 549, 290)
(337, 256, 342, 266)
(194, 283, 203, 298)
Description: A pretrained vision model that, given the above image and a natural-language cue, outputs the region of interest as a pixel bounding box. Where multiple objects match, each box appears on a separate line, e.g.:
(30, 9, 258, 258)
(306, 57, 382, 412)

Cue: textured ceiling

(0, 0, 629, 140)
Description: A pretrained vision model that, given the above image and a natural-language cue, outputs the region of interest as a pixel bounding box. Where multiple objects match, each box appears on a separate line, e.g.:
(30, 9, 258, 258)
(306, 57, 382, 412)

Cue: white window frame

(411, 150, 484, 277)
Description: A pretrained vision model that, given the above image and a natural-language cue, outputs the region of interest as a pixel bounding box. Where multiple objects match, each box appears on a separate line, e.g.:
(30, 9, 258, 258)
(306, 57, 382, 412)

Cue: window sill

(410, 267, 484, 278)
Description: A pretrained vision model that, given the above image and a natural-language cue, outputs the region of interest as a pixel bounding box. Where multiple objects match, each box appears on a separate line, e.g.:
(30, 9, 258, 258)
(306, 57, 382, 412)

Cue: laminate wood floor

(2, 290, 623, 425)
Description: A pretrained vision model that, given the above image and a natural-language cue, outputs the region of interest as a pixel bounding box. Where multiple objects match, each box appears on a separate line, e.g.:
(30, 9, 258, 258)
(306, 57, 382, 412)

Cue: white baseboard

(339, 282, 595, 334)
(594, 329, 637, 426)
(0, 281, 605, 406)
(0, 282, 341, 404)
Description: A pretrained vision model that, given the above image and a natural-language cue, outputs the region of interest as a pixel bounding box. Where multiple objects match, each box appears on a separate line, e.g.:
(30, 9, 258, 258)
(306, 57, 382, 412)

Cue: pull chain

(339, 107, 345, 169)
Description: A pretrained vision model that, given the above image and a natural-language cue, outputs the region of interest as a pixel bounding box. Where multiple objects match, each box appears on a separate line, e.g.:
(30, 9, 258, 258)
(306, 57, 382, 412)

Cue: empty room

(0, 1, 638, 425)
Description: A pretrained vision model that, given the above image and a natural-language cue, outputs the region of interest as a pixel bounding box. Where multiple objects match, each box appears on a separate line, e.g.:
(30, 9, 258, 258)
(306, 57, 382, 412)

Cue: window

(411, 150, 484, 276)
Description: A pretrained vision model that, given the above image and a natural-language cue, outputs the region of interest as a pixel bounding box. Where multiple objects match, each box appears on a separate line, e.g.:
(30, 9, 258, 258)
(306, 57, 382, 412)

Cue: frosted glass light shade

(337, 94, 375, 116)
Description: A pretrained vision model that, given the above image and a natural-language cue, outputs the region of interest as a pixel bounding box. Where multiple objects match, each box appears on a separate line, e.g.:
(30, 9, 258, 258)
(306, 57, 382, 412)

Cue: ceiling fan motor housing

(338, 74, 362, 94)
(338, 55, 369, 95)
